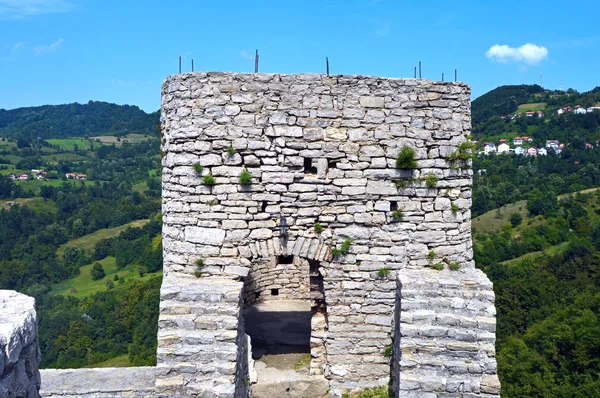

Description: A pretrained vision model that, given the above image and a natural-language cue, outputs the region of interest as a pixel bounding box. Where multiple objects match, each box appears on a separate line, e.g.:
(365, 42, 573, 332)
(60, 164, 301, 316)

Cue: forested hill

(472, 84, 545, 125)
(0, 101, 159, 139)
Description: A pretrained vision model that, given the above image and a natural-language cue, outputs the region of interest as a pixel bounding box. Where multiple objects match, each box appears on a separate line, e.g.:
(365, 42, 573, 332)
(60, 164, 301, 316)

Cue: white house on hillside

(514, 146, 525, 156)
(538, 148, 548, 156)
(483, 143, 496, 155)
(497, 143, 510, 154)
(514, 137, 524, 145)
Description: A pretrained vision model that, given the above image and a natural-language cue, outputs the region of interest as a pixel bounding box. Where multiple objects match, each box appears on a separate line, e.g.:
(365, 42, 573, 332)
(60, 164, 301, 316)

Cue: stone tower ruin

(158, 72, 501, 397)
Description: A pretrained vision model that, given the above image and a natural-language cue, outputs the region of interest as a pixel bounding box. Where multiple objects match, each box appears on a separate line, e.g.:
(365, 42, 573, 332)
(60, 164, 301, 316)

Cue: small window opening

(270, 288, 279, 296)
(328, 160, 338, 168)
(304, 158, 317, 174)
(390, 201, 398, 211)
(255, 292, 260, 299)
(278, 255, 294, 264)
(261, 201, 268, 212)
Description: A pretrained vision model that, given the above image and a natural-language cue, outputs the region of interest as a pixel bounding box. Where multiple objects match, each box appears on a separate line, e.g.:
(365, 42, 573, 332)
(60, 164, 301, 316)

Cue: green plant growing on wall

(202, 174, 216, 186)
(314, 223, 324, 233)
(239, 168, 252, 185)
(446, 141, 475, 166)
(331, 239, 352, 257)
(192, 163, 203, 173)
(395, 146, 417, 169)
(429, 262, 444, 271)
(383, 345, 393, 357)
(194, 258, 204, 278)
(451, 202, 459, 212)
(427, 250, 436, 260)
(448, 261, 461, 271)
(377, 267, 391, 278)
(425, 173, 438, 188)
(391, 209, 404, 220)
(226, 145, 236, 156)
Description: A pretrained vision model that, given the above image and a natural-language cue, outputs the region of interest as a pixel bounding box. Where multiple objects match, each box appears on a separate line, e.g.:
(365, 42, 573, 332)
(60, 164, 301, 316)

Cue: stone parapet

(155, 275, 247, 397)
(394, 268, 500, 397)
(0, 290, 41, 398)
(40, 367, 156, 397)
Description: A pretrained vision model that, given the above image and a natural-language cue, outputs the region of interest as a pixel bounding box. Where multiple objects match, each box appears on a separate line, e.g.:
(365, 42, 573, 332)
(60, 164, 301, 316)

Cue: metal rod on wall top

(455, 69, 457, 82)
(414, 67, 416, 78)
(191, 59, 194, 72)
(419, 61, 422, 79)
(442, 73, 444, 82)
(179, 56, 181, 74)
(254, 50, 259, 73)
(326, 57, 330, 76)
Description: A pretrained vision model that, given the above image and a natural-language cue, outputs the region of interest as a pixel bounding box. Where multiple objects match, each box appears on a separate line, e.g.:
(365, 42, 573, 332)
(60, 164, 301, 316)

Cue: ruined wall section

(160, 72, 486, 393)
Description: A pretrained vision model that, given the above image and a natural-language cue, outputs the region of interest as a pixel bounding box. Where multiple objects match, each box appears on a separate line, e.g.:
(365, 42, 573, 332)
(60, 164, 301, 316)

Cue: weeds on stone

(377, 267, 391, 278)
(429, 263, 444, 271)
(192, 163, 203, 173)
(226, 145, 236, 156)
(383, 345, 393, 357)
(391, 209, 404, 220)
(239, 168, 252, 185)
(194, 258, 204, 278)
(395, 146, 417, 169)
(448, 261, 461, 271)
(341, 385, 391, 398)
(331, 239, 352, 257)
(293, 354, 311, 371)
(202, 174, 216, 186)
(427, 250, 436, 260)
(451, 202, 459, 212)
(424, 173, 438, 188)
(314, 223, 324, 233)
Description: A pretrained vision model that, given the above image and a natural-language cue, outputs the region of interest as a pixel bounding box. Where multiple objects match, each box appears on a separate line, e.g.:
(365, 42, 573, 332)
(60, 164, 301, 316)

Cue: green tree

(510, 213, 523, 228)
(90, 262, 105, 281)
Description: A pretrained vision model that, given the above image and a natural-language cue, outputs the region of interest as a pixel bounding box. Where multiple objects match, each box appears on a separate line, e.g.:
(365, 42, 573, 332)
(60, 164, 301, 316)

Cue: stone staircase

(395, 268, 501, 397)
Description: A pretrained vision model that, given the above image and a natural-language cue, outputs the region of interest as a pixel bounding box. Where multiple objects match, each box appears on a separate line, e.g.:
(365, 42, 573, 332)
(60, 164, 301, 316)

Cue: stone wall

(243, 256, 310, 305)
(394, 268, 500, 397)
(0, 290, 41, 398)
(159, 71, 499, 396)
(40, 367, 156, 397)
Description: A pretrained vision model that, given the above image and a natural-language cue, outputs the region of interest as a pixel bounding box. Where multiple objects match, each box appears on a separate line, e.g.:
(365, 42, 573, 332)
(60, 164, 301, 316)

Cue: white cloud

(485, 43, 548, 65)
(0, 0, 74, 18)
(34, 38, 64, 55)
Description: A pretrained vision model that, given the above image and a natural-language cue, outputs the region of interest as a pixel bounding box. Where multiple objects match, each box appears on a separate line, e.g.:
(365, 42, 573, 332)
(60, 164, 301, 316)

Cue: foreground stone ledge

(40, 367, 156, 397)
(0, 290, 41, 398)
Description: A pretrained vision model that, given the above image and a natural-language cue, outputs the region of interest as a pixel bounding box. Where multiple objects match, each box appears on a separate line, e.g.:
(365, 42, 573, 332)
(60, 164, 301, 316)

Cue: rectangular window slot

(278, 255, 294, 264)
(304, 158, 317, 174)
(390, 201, 398, 211)
(270, 288, 279, 296)
(261, 201, 268, 212)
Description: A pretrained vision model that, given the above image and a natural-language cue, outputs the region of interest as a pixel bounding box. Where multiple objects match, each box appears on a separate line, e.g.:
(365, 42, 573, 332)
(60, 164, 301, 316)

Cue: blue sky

(0, 0, 598, 113)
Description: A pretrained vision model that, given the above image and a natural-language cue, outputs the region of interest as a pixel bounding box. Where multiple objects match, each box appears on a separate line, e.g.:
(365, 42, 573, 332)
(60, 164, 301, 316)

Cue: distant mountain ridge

(0, 101, 159, 139)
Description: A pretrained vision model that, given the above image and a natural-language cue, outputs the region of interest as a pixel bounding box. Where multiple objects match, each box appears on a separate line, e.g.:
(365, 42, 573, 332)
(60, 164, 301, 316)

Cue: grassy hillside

(57, 218, 149, 257)
(50, 256, 162, 298)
